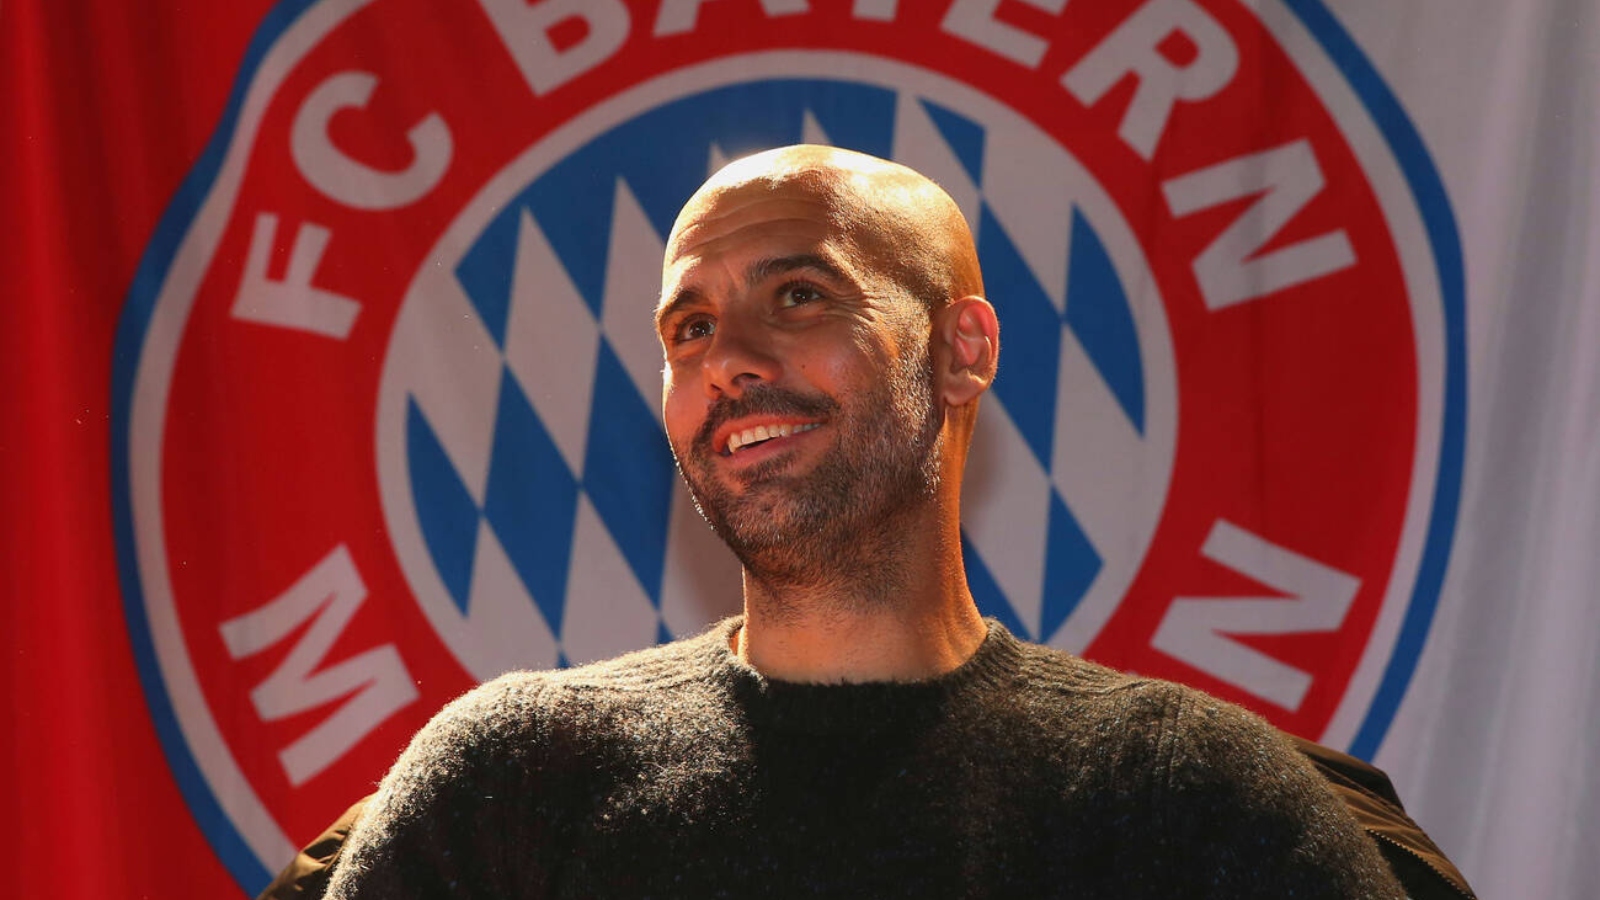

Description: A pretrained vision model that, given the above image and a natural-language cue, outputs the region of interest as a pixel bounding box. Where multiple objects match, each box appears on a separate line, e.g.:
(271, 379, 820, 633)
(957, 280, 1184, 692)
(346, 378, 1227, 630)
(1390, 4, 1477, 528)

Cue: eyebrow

(747, 253, 850, 288)
(655, 253, 851, 333)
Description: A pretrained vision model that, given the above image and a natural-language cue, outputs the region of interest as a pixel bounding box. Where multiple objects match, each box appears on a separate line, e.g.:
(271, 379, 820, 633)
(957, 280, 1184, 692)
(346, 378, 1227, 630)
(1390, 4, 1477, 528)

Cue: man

(321, 146, 1406, 898)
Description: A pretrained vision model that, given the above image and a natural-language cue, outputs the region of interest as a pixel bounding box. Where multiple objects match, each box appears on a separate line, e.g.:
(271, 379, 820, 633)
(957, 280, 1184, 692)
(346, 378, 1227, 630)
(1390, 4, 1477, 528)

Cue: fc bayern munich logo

(112, 0, 1464, 891)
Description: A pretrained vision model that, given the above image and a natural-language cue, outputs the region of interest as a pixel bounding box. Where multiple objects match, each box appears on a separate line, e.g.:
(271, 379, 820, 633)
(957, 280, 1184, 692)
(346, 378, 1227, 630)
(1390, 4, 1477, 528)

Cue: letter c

(290, 70, 453, 211)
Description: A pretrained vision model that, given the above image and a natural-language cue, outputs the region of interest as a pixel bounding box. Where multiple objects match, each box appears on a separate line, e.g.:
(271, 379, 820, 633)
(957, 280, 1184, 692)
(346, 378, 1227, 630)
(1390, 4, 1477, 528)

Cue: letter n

(1162, 139, 1356, 309)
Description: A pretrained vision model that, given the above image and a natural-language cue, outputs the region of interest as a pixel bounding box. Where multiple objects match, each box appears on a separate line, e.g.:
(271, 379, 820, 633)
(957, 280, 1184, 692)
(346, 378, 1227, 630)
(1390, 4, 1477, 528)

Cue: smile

(723, 422, 822, 455)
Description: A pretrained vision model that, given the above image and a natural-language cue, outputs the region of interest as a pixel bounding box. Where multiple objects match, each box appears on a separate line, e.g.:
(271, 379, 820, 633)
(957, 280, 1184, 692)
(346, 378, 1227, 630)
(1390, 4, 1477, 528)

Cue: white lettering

(231, 213, 360, 339)
(479, 0, 630, 96)
(1151, 520, 1361, 711)
(290, 71, 452, 211)
(942, 0, 1068, 69)
(1062, 0, 1237, 160)
(219, 545, 418, 786)
(654, 0, 808, 37)
(1162, 139, 1356, 309)
(852, 0, 898, 20)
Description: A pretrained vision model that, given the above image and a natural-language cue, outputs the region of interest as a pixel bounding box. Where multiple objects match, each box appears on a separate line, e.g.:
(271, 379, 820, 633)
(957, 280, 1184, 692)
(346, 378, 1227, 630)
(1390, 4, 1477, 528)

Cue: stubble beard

(674, 343, 944, 603)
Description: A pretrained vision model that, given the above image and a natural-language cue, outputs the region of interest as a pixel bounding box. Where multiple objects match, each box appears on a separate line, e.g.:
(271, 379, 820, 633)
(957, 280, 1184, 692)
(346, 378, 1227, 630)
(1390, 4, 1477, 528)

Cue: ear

(933, 296, 999, 408)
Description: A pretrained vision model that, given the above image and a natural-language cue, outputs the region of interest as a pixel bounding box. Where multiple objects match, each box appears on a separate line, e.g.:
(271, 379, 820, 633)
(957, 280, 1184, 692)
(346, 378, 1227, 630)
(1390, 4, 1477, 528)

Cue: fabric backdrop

(2, 1, 1595, 897)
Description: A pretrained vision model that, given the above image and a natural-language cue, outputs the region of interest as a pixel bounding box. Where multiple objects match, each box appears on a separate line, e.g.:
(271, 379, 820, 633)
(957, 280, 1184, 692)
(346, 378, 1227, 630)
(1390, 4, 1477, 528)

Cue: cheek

(663, 398, 691, 440)
(661, 379, 691, 444)
(806, 334, 894, 394)
(661, 386, 712, 459)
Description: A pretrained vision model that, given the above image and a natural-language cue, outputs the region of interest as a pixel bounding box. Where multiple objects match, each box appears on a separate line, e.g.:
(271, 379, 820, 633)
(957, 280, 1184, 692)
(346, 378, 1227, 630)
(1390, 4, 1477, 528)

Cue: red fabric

(1, 2, 271, 895)
(0, 2, 1452, 894)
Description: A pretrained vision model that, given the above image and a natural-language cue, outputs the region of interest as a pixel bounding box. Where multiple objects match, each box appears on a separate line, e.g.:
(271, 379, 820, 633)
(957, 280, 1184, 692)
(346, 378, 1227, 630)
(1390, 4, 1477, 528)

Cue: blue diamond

(483, 374, 580, 634)
(406, 399, 482, 615)
(581, 340, 677, 601)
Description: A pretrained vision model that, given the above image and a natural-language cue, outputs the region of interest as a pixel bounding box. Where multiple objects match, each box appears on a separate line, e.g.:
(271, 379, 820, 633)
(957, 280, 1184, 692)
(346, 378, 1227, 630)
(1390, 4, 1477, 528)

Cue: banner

(4, 1, 1596, 897)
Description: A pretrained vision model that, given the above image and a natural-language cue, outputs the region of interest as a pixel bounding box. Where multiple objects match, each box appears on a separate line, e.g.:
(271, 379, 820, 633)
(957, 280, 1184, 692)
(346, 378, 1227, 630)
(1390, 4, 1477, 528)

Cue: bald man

(322, 147, 1405, 899)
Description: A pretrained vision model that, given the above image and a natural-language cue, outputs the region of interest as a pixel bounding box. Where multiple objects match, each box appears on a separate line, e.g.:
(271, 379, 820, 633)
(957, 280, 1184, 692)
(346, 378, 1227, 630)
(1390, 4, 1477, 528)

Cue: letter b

(478, 0, 630, 96)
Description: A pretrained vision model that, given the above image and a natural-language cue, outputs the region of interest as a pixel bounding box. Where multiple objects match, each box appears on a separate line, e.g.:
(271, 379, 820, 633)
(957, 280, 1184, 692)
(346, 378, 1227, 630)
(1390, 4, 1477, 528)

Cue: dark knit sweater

(325, 619, 1404, 898)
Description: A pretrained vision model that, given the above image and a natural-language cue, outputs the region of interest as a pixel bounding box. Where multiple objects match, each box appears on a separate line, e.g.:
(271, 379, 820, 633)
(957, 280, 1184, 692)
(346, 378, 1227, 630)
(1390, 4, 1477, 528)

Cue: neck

(733, 502, 986, 683)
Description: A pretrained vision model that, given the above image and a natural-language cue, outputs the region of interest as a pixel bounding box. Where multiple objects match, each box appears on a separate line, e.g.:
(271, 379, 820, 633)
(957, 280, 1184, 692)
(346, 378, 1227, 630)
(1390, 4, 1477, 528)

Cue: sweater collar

(707, 617, 1025, 734)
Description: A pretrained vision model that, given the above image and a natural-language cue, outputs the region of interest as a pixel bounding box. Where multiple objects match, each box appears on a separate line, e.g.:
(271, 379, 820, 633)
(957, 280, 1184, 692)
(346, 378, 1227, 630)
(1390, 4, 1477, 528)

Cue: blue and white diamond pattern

(886, 85, 1176, 650)
(379, 71, 1175, 680)
(398, 173, 722, 679)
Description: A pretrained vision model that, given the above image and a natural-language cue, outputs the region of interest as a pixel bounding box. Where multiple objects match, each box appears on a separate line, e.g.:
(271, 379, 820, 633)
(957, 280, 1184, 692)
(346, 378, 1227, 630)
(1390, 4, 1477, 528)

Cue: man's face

(656, 180, 943, 571)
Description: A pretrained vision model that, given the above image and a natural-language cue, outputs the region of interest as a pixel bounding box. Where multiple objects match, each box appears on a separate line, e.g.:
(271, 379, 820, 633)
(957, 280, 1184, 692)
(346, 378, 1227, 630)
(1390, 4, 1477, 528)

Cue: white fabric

(1339, 1, 1600, 895)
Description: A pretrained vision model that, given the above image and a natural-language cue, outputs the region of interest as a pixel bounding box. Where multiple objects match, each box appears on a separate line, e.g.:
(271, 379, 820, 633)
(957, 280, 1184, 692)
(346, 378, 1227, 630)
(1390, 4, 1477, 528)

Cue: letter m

(220, 545, 418, 786)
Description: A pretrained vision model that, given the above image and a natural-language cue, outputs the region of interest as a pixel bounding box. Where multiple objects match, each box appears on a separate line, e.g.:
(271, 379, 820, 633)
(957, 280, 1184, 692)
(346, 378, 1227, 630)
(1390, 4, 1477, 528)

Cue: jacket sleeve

(1290, 735, 1477, 900)
(255, 796, 370, 900)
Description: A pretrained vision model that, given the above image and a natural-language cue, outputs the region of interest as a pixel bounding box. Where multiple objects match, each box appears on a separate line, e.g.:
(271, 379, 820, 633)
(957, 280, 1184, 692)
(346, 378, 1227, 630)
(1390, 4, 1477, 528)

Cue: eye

(777, 282, 825, 308)
(671, 315, 715, 344)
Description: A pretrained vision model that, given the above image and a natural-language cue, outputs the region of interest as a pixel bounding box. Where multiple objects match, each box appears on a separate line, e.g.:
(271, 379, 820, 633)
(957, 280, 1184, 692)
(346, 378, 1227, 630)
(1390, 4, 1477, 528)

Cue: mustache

(691, 385, 840, 456)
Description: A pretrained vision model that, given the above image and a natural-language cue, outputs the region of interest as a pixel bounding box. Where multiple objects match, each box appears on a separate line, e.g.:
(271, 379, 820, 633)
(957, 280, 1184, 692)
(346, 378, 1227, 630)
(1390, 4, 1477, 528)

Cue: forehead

(659, 183, 868, 304)
(666, 181, 845, 265)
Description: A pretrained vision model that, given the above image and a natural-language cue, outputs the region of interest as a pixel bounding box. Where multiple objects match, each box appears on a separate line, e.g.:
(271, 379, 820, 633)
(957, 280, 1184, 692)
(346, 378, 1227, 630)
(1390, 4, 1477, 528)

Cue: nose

(702, 310, 780, 398)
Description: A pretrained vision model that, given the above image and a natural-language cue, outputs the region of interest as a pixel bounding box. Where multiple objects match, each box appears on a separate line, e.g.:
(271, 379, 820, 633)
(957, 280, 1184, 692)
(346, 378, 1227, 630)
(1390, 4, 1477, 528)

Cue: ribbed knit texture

(325, 619, 1404, 898)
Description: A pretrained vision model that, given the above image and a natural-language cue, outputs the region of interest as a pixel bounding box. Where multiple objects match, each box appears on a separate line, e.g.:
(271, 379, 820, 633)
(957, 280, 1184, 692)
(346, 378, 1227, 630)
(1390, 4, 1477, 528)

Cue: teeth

(727, 422, 819, 454)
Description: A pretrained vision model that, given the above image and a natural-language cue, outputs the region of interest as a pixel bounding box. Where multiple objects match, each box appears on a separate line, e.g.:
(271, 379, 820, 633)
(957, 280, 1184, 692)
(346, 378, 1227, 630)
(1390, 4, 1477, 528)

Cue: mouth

(690, 386, 839, 466)
(716, 419, 824, 456)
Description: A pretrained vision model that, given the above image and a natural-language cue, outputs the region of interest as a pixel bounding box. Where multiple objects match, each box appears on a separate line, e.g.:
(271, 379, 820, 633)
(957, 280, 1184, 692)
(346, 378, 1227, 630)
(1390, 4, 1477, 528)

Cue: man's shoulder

(1017, 642, 1337, 811)
(1003, 635, 1405, 895)
(420, 618, 737, 745)
(363, 620, 738, 820)
(537, 616, 738, 692)
(1003, 631, 1304, 766)
(1005, 631, 1218, 717)
(1006, 633, 1151, 692)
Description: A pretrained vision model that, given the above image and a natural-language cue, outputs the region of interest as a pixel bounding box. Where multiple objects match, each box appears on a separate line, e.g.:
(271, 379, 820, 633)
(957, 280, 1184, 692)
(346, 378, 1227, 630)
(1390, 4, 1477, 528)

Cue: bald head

(667, 145, 983, 312)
